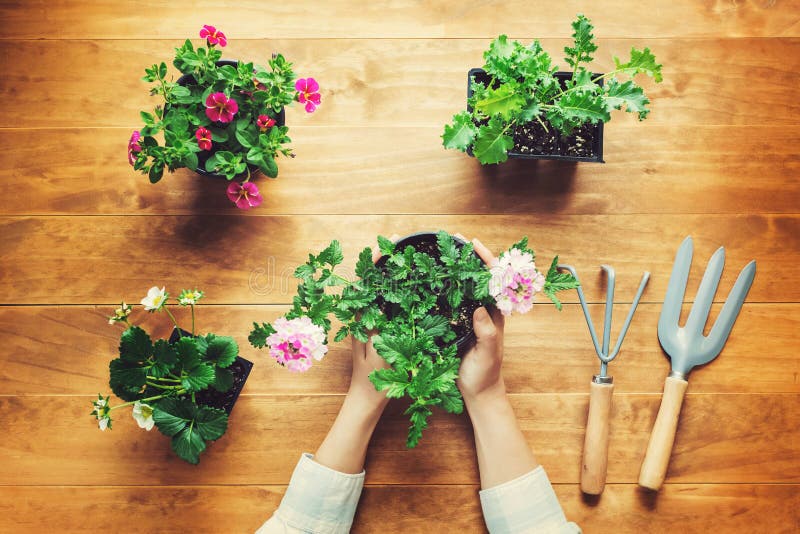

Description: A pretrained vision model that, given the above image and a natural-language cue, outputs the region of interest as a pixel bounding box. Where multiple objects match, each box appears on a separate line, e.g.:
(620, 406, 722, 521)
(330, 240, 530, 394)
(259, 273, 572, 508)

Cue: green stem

(109, 394, 168, 411)
(146, 381, 184, 390)
(163, 307, 182, 337)
(147, 376, 181, 383)
(191, 305, 196, 336)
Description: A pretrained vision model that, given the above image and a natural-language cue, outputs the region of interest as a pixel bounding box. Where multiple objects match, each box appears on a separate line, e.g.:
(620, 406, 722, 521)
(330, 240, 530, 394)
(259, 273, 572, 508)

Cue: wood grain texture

(2, 126, 799, 216)
(0, 214, 791, 304)
(1, 394, 796, 486)
(0, 484, 797, 534)
(1, 0, 798, 39)
(2, 304, 797, 396)
(2, 38, 799, 128)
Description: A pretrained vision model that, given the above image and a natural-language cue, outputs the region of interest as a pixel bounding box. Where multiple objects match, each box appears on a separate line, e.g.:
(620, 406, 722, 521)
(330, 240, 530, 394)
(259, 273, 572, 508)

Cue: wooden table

(1, 2, 798, 532)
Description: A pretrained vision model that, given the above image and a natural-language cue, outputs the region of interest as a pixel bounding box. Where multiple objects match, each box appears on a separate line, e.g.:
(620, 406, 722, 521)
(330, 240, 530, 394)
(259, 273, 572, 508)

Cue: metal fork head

(658, 236, 757, 377)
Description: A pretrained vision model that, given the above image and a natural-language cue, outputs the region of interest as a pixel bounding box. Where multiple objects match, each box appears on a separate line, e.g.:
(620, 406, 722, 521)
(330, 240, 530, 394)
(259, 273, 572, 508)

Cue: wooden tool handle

(638, 375, 689, 491)
(581, 380, 614, 495)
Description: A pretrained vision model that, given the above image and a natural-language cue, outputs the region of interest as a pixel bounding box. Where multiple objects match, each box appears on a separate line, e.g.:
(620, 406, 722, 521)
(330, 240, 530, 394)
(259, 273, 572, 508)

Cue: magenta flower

(257, 114, 276, 131)
(226, 181, 263, 210)
(199, 25, 227, 47)
(265, 316, 328, 372)
(205, 92, 238, 123)
(195, 127, 212, 151)
(127, 131, 142, 166)
(295, 78, 321, 113)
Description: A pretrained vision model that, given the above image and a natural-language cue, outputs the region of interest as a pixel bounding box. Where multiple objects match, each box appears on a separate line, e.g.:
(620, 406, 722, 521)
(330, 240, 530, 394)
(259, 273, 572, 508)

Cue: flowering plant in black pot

(248, 231, 579, 447)
(442, 15, 662, 164)
(92, 286, 253, 464)
(128, 24, 321, 209)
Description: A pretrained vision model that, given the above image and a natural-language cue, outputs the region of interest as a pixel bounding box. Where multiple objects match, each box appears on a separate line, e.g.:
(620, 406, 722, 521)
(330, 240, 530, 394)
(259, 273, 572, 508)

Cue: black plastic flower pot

(375, 232, 488, 356)
(176, 59, 286, 180)
(467, 68, 605, 163)
(168, 328, 253, 415)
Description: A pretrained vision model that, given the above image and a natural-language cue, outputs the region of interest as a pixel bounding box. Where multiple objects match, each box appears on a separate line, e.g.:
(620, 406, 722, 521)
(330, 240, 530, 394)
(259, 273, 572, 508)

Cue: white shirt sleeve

(479, 466, 581, 534)
(255, 453, 365, 534)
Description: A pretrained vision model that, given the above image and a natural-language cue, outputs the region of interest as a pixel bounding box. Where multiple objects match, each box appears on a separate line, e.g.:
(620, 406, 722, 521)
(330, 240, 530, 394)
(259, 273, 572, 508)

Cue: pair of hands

(347, 233, 507, 413)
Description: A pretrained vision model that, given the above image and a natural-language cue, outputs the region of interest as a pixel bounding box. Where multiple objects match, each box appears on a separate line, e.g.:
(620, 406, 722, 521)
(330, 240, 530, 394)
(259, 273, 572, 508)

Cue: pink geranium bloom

(256, 114, 276, 131)
(295, 78, 321, 113)
(199, 25, 227, 47)
(205, 92, 238, 123)
(127, 131, 142, 165)
(489, 248, 545, 316)
(265, 316, 328, 372)
(195, 127, 212, 151)
(226, 181, 263, 210)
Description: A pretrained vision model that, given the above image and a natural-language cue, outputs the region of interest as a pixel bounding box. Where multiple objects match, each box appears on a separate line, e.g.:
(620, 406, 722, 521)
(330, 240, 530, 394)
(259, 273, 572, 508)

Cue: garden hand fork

(638, 236, 756, 491)
(560, 264, 650, 495)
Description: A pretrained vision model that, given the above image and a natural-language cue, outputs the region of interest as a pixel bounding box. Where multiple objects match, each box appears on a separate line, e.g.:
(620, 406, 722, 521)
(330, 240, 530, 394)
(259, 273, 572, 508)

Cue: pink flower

(489, 248, 545, 316)
(257, 114, 276, 131)
(205, 92, 238, 123)
(127, 131, 142, 166)
(265, 316, 328, 372)
(199, 25, 227, 47)
(226, 181, 263, 210)
(195, 127, 212, 151)
(295, 78, 321, 113)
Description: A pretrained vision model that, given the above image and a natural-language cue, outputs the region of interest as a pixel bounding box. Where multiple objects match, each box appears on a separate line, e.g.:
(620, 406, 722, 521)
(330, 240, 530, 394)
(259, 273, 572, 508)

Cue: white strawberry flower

(141, 286, 168, 311)
(132, 401, 155, 431)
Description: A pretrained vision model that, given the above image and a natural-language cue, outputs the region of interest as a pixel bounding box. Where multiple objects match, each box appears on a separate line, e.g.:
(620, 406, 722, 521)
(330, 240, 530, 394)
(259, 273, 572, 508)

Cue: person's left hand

(345, 234, 398, 410)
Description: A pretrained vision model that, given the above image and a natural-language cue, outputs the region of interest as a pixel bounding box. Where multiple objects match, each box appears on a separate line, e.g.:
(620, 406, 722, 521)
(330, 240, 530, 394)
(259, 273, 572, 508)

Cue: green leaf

(249, 322, 276, 349)
(355, 247, 377, 279)
(258, 154, 279, 178)
(205, 335, 238, 368)
(317, 241, 344, 267)
(543, 256, 580, 311)
(184, 151, 198, 171)
(377, 236, 395, 256)
(294, 263, 316, 280)
(605, 79, 651, 120)
(235, 129, 255, 148)
(614, 47, 663, 83)
(204, 153, 220, 172)
(119, 326, 153, 362)
(211, 367, 234, 392)
(564, 14, 598, 69)
(148, 164, 164, 184)
(417, 315, 450, 338)
(369, 368, 409, 398)
(109, 358, 146, 401)
(442, 111, 478, 152)
(405, 404, 433, 448)
(172, 425, 206, 464)
(475, 84, 526, 120)
(473, 117, 514, 165)
(195, 405, 228, 440)
(175, 337, 201, 369)
(150, 339, 177, 378)
(182, 363, 216, 393)
(153, 398, 193, 437)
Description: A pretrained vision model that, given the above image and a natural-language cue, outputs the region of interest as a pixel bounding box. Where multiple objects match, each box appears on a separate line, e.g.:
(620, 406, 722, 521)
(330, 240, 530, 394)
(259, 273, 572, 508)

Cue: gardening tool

(560, 264, 650, 495)
(638, 236, 756, 491)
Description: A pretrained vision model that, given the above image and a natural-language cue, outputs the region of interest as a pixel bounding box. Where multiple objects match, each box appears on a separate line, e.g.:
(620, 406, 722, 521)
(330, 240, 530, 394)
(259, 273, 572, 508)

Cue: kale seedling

(442, 14, 663, 164)
(249, 231, 579, 447)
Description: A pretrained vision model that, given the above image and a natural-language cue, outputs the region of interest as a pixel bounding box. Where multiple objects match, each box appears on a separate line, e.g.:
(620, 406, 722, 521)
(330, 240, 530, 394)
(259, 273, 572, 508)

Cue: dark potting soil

(511, 117, 597, 158)
(559, 122, 597, 158)
(194, 357, 253, 414)
(377, 235, 480, 353)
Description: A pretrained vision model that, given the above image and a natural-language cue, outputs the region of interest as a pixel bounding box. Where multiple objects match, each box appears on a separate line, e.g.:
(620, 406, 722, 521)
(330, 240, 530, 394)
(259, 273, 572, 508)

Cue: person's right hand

(454, 236, 507, 405)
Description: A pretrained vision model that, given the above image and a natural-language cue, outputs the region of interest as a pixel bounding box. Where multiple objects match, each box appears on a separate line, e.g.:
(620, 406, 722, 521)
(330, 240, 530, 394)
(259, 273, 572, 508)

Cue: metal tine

(607, 270, 651, 361)
(705, 260, 757, 357)
(559, 264, 650, 376)
(684, 246, 725, 335)
(658, 236, 694, 336)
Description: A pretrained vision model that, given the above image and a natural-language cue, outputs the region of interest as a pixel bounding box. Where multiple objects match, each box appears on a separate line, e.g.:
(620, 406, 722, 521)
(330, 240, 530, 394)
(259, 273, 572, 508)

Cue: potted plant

(248, 231, 579, 447)
(91, 286, 253, 464)
(442, 15, 663, 164)
(128, 24, 321, 209)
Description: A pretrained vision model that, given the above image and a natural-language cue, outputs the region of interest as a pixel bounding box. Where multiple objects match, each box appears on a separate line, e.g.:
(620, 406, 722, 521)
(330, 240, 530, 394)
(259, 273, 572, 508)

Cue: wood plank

(0, 484, 797, 534)
(1, 1, 798, 39)
(1, 394, 796, 485)
(0, 214, 792, 304)
(2, 38, 799, 128)
(2, 125, 799, 216)
(1, 304, 796, 396)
